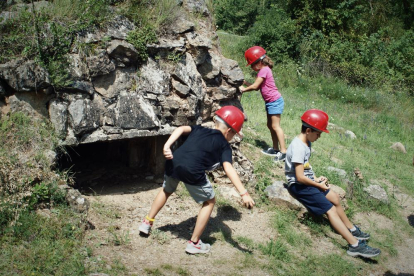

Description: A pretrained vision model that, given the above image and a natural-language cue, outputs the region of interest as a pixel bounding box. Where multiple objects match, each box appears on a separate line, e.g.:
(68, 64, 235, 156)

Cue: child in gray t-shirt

(285, 109, 380, 258)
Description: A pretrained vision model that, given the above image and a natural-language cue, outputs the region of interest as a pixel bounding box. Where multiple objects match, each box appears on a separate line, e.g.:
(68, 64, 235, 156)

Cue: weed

(108, 227, 130, 246)
(144, 268, 164, 276)
(259, 239, 291, 262)
(150, 229, 170, 245)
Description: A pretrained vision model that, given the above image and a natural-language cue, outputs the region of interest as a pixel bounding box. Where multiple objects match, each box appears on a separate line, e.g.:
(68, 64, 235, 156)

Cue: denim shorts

(265, 96, 284, 115)
(288, 184, 333, 216)
(162, 174, 215, 204)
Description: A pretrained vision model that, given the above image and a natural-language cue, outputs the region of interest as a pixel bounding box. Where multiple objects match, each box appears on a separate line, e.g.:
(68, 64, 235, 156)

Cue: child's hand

(318, 179, 330, 191)
(242, 193, 255, 209)
(239, 86, 245, 92)
(163, 147, 173, 159)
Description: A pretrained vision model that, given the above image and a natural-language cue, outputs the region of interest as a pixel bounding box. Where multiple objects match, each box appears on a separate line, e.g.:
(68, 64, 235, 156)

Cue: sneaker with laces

(185, 240, 211, 254)
(138, 220, 152, 235)
(347, 240, 380, 258)
(274, 152, 286, 162)
(350, 225, 370, 240)
(261, 148, 279, 156)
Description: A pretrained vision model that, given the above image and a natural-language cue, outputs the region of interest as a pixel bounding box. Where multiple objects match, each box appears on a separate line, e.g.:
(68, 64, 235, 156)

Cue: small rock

(363, 185, 389, 204)
(390, 142, 407, 153)
(327, 166, 347, 178)
(264, 181, 304, 211)
(345, 130, 357, 139)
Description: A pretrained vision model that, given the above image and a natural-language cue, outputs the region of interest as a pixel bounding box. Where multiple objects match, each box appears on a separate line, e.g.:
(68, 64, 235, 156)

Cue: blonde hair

(213, 115, 230, 130)
(262, 56, 274, 69)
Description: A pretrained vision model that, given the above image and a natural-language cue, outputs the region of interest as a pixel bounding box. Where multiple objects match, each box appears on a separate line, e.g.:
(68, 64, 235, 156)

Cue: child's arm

(223, 161, 255, 208)
(294, 163, 330, 191)
(163, 126, 192, 159)
(239, 77, 264, 93)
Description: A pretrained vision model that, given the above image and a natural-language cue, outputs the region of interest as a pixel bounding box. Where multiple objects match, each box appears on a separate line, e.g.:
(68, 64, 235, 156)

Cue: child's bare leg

(267, 114, 286, 152)
(146, 188, 172, 222)
(325, 191, 353, 229)
(190, 198, 216, 242)
(326, 206, 358, 244)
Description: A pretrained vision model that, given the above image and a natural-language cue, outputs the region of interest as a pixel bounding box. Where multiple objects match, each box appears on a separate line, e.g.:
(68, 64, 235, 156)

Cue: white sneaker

(274, 152, 286, 162)
(185, 240, 211, 254)
(138, 220, 152, 235)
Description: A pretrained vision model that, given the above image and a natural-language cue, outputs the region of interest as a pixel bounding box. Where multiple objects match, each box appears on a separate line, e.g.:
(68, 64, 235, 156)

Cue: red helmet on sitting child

(215, 106, 245, 135)
(244, 46, 266, 66)
(301, 109, 330, 133)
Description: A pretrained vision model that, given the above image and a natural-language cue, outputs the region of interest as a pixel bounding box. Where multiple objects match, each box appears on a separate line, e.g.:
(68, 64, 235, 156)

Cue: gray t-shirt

(285, 136, 315, 186)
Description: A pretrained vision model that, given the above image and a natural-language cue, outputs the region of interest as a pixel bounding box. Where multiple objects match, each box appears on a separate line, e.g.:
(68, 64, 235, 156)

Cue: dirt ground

(80, 168, 414, 276)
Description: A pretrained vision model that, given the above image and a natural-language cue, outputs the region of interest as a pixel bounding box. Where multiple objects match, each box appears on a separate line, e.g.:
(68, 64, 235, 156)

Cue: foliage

(214, 0, 414, 94)
(120, 0, 181, 31)
(0, 0, 110, 87)
(213, 0, 274, 35)
(126, 25, 158, 62)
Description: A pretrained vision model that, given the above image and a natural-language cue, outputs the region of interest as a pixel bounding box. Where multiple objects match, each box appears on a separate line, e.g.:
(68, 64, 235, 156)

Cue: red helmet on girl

(215, 106, 245, 135)
(244, 46, 266, 66)
(301, 109, 330, 133)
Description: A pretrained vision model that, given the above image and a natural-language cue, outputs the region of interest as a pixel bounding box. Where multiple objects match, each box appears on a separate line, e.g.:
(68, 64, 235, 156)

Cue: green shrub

(126, 26, 158, 62)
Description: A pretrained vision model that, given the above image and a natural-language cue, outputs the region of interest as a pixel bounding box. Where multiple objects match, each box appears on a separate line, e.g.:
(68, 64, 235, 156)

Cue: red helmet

(301, 109, 330, 133)
(215, 106, 245, 135)
(244, 46, 266, 66)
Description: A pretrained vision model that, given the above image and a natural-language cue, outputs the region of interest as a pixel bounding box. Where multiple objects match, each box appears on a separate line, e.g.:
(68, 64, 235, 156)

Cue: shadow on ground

(157, 205, 252, 253)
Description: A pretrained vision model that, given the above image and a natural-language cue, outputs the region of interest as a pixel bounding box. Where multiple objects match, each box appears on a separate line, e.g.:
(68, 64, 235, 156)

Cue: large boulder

(0, 59, 51, 92)
(265, 181, 304, 211)
(115, 92, 159, 129)
(68, 98, 101, 136)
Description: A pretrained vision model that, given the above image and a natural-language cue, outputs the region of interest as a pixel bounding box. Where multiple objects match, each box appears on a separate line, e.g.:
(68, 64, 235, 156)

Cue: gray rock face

(173, 53, 204, 98)
(198, 51, 221, 81)
(86, 50, 116, 77)
(184, 0, 210, 16)
(68, 54, 90, 81)
(221, 58, 244, 85)
(68, 98, 100, 136)
(137, 59, 170, 95)
(49, 99, 68, 138)
(104, 15, 135, 40)
(107, 40, 139, 67)
(170, 17, 195, 34)
(363, 184, 389, 203)
(265, 181, 304, 211)
(1, 0, 253, 183)
(0, 59, 51, 91)
(116, 92, 159, 129)
(172, 79, 190, 97)
(93, 68, 134, 98)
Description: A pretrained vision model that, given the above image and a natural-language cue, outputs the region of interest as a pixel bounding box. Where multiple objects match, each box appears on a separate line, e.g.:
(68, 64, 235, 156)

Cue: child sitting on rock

(285, 109, 381, 258)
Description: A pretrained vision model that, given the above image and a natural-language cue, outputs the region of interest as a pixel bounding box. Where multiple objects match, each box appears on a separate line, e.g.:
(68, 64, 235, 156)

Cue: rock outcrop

(0, 0, 253, 183)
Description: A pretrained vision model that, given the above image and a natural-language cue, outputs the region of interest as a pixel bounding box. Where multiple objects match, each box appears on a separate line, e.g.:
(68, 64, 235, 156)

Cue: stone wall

(0, 0, 253, 183)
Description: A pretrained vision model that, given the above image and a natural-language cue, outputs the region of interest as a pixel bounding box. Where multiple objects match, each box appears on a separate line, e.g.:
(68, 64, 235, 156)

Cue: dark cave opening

(57, 135, 169, 195)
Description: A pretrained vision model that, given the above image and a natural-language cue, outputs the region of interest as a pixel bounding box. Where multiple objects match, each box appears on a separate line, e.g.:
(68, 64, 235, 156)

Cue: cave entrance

(58, 135, 169, 195)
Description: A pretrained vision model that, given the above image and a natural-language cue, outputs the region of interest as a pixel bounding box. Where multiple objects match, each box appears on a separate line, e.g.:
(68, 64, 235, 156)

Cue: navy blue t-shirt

(165, 125, 232, 185)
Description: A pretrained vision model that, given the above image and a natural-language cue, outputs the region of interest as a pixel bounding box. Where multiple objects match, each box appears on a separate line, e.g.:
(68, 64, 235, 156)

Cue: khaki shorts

(162, 174, 215, 204)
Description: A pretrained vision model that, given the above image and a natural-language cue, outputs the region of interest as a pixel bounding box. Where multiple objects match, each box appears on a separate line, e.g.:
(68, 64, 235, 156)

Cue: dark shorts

(288, 184, 333, 216)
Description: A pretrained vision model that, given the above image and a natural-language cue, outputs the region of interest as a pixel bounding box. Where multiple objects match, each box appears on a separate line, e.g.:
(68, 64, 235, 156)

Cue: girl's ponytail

(262, 56, 274, 69)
